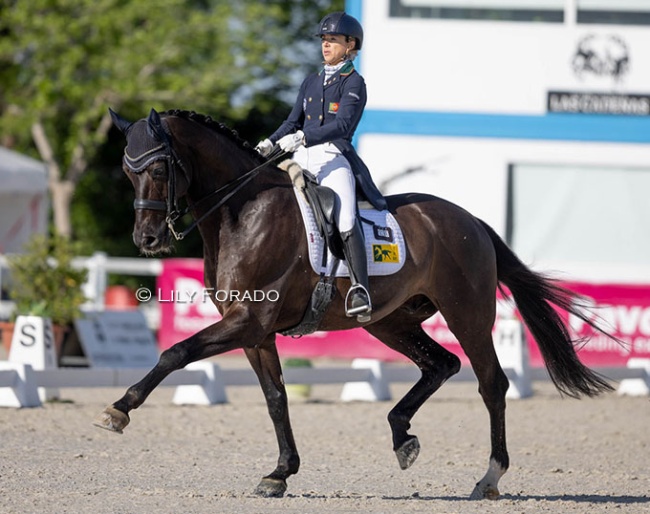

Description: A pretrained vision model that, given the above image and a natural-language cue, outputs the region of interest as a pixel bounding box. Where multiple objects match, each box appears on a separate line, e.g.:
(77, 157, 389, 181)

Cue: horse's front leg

(244, 338, 299, 498)
(93, 310, 262, 433)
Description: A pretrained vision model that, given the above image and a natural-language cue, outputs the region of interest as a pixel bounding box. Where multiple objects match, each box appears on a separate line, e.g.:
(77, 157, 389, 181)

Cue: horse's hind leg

(244, 339, 299, 498)
(365, 309, 461, 470)
(450, 324, 510, 500)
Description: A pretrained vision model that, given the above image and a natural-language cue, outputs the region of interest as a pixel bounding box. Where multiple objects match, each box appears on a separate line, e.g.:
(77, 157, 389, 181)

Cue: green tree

(0, 0, 342, 240)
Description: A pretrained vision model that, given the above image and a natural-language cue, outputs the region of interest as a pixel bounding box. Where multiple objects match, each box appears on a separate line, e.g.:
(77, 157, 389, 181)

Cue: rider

(256, 11, 386, 321)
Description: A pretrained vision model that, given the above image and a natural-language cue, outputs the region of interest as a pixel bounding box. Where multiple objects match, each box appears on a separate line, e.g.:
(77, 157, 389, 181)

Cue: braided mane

(162, 109, 259, 158)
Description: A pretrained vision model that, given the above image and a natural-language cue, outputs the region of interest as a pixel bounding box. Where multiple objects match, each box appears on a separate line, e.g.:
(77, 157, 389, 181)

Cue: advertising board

(157, 259, 650, 367)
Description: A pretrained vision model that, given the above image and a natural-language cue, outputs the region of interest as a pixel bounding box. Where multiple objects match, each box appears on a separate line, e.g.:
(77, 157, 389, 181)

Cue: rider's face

(321, 34, 355, 65)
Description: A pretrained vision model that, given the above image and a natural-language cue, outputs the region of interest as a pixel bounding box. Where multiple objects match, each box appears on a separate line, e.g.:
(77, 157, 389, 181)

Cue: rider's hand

(277, 131, 305, 153)
(255, 138, 273, 157)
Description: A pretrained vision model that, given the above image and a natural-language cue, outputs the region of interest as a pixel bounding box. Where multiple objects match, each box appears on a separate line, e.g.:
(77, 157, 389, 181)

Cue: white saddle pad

(293, 188, 406, 277)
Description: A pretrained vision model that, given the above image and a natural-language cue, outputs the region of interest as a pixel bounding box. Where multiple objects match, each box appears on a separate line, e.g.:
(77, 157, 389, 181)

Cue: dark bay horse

(95, 108, 614, 500)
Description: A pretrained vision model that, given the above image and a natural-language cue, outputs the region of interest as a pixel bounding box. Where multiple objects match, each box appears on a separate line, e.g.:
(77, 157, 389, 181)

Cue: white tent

(0, 147, 48, 254)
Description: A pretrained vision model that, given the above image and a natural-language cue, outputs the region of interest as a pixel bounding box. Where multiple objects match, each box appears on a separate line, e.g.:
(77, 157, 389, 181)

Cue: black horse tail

(479, 220, 614, 398)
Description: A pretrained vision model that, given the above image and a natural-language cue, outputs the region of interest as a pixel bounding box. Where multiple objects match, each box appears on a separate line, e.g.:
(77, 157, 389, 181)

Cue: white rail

(0, 252, 162, 325)
(2, 359, 649, 408)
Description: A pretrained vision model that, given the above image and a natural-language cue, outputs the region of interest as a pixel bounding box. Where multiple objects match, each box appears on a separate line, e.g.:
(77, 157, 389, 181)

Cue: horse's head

(110, 108, 191, 255)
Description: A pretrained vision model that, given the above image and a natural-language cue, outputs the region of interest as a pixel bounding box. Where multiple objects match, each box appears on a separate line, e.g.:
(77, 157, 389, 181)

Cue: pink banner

(552, 282, 650, 367)
(157, 259, 221, 350)
(157, 259, 650, 367)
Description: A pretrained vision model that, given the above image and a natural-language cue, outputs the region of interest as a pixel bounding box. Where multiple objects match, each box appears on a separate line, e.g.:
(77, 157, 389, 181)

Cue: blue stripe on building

(346, 0, 362, 21)
(358, 110, 650, 144)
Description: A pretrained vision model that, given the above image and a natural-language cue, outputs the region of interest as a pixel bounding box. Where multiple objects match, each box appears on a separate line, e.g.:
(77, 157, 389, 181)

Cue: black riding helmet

(317, 11, 363, 50)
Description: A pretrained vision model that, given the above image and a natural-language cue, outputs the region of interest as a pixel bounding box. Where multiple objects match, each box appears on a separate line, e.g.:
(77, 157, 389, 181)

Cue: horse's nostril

(134, 228, 170, 254)
(142, 235, 158, 248)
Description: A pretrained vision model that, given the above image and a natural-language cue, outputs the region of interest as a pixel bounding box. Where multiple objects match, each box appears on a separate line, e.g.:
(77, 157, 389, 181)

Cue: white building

(347, 0, 650, 284)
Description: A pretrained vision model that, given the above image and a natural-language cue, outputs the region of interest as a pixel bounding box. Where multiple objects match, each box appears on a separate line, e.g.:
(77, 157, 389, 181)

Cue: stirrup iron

(345, 284, 372, 322)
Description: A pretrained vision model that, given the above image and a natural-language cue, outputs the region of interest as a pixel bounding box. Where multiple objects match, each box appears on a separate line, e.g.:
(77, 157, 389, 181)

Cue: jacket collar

(318, 60, 355, 77)
(339, 61, 355, 76)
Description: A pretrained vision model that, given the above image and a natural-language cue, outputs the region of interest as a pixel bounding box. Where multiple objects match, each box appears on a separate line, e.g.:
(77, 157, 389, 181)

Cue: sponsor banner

(157, 259, 650, 366)
(157, 259, 221, 350)
(418, 283, 650, 367)
(420, 282, 650, 367)
(558, 282, 650, 367)
(547, 90, 650, 115)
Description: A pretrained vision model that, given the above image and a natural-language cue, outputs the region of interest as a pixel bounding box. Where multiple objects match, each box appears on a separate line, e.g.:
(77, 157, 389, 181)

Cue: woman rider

(256, 11, 386, 322)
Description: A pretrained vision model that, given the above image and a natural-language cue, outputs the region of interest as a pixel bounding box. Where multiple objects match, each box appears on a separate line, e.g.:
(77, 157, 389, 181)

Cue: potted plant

(2, 233, 87, 357)
(283, 357, 313, 401)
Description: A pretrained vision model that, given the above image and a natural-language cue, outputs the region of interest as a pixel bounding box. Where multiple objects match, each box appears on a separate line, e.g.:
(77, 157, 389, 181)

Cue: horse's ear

(146, 108, 163, 139)
(109, 108, 133, 135)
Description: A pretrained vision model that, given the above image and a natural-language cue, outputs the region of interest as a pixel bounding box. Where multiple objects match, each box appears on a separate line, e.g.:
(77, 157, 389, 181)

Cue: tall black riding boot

(341, 221, 372, 322)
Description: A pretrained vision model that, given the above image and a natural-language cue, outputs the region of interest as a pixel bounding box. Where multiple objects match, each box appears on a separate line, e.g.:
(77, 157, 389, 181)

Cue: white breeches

(293, 143, 357, 232)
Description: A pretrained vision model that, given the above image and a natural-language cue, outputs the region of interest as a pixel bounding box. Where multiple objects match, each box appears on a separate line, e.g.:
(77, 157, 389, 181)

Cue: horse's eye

(151, 165, 167, 179)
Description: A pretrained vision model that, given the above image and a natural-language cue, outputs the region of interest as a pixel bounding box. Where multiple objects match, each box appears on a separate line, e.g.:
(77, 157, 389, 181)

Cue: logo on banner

(547, 90, 650, 115)
(546, 34, 645, 115)
(571, 34, 629, 82)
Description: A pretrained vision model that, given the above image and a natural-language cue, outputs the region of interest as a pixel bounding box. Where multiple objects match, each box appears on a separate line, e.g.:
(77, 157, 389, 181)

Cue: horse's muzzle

(133, 227, 172, 255)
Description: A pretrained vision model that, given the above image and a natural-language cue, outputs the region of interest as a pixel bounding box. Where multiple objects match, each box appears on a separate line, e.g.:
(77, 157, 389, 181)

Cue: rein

(166, 146, 287, 240)
(129, 115, 286, 241)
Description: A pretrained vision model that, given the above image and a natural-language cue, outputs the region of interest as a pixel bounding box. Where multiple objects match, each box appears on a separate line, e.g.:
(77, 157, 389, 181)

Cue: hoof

(254, 477, 287, 498)
(395, 436, 420, 470)
(469, 483, 500, 500)
(92, 406, 130, 434)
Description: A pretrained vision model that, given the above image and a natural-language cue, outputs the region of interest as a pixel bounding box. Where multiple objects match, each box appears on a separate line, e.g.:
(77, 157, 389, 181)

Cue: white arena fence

(1, 356, 649, 409)
(0, 252, 162, 325)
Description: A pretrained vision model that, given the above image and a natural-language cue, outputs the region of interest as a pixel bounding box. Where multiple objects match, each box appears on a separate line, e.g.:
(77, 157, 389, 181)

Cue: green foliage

(283, 357, 313, 368)
(283, 357, 313, 399)
(0, 0, 343, 160)
(7, 234, 88, 326)
(0, 0, 343, 247)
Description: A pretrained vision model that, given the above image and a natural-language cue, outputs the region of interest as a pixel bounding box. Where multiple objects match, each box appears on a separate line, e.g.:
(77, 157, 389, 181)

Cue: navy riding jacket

(269, 61, 387, 211)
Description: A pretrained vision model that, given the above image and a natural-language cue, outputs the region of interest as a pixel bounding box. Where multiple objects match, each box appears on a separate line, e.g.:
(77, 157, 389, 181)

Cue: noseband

(124, 115, 286, 241)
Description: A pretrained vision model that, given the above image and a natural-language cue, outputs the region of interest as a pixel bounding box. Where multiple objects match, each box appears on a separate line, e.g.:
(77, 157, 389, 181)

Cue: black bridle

(127, 116, 286, 241)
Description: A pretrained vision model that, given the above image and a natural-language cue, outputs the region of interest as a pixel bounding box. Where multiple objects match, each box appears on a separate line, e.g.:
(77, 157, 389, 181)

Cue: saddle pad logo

(373, 244, 399, 263)
(328, 102, 339, 114)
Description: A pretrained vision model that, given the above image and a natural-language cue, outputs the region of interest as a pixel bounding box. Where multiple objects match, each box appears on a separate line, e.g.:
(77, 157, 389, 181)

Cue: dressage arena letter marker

(494, 319, 532, 399)
(7, 315, 60, 402)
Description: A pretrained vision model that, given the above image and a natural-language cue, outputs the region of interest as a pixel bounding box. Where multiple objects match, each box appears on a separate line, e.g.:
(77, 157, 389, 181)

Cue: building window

(389, 0, 564, 22)
(577, 0, 650, 25)
(507, 163, 650, 269)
